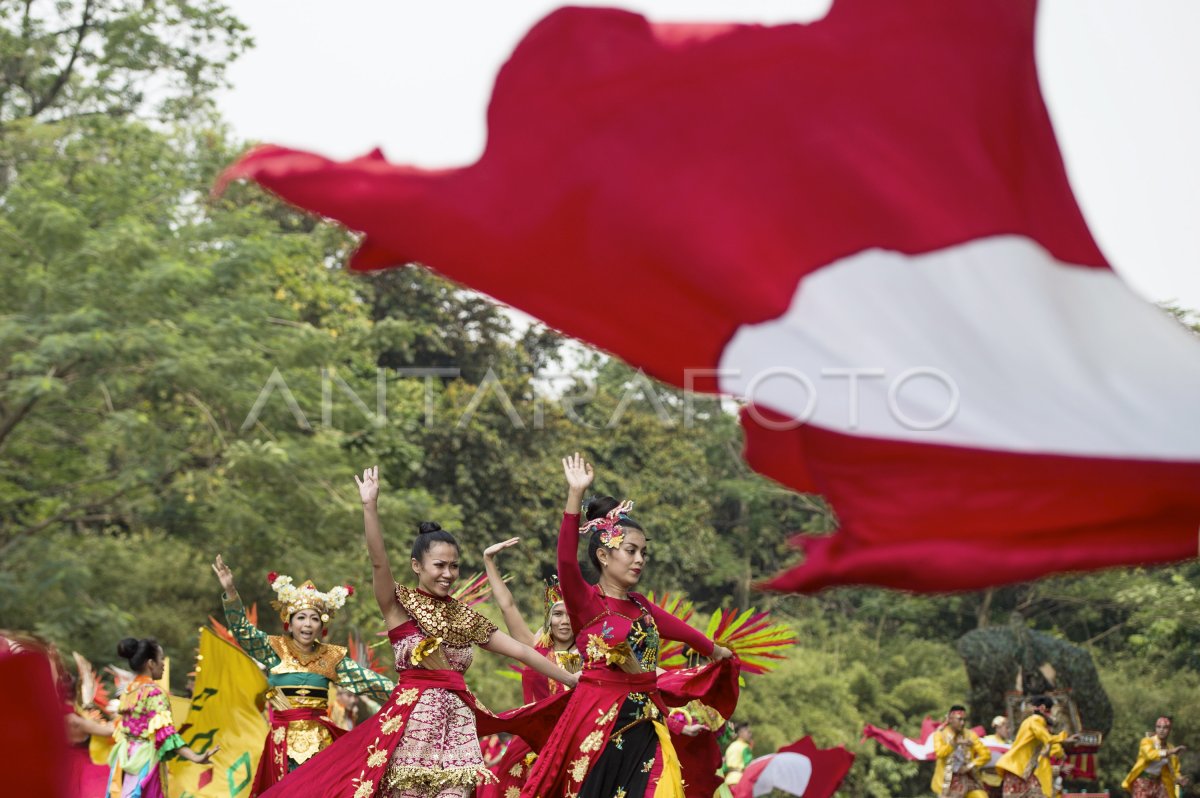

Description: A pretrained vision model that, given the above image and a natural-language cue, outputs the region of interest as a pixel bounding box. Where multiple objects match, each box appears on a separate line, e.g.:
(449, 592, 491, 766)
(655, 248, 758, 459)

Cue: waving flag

(862, 717, 940, 761)
(863, 718, 987, 761)
(169, 628, 269, 798)
(222, 0, 1200, 592)
(732, 737, 855, 798)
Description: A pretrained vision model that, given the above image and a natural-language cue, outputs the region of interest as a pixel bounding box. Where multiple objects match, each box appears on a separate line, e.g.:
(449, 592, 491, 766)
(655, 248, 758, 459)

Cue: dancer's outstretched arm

(212, 554, 277, 665)
(482, 537, 536, 646)
(355, 466, 409, 630)
(483, 630, 579, 688)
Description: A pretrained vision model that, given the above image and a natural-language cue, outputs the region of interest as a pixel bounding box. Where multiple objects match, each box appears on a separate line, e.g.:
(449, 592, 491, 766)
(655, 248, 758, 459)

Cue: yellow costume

(1122, 736, 1181, 798)
(995, 714, 1066, 798)
(979, 734, 1010, 789)
(724, 739, 752, 786)
(931, 726, 991, 798)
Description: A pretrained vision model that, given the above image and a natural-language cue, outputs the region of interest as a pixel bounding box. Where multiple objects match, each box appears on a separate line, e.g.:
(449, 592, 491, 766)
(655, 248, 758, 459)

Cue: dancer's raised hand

(562, 452, 594, 495)
(212, 554, 237, 596)
(354, 465, 380, 505)
(483, 537, 521, 561)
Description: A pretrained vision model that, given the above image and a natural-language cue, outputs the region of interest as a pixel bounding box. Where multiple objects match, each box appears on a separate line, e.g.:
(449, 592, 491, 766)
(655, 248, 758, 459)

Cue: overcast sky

(216, 0, 1200, 312)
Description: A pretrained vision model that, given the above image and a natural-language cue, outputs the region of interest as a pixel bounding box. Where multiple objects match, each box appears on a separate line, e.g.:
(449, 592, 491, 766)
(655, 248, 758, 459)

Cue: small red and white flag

(732, 736, 855, 798)
(222, 0, 1200, 593)
(862, 718, 988, 761)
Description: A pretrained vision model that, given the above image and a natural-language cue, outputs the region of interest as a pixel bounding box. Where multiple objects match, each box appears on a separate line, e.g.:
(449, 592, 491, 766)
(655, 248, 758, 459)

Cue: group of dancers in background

(8, 453, 1188, 798)
(83, 454, 752, 798)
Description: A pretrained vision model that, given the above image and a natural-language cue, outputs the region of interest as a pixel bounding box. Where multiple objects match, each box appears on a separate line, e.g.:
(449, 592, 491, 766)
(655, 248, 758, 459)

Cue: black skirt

(579, 693, 661, 798)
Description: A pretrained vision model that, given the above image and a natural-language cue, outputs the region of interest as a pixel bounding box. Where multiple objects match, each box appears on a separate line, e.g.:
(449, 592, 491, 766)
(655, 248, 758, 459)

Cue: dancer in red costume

(517, 453, 737, 798)
(260, 466, 578, 798)
(477, 540, 580, 798)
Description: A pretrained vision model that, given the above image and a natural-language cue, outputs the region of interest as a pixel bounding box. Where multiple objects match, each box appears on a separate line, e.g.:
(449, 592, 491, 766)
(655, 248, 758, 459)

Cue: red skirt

(518, 660, 739, 798)
(260, 669, 500, 798)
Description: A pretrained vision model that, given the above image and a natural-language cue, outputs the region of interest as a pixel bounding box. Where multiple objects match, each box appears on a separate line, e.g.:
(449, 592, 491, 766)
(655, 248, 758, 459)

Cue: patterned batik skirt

(1002, 772, 1047, 798)
(382, 688, 493, 798)
(1130, 776, 1168, 798)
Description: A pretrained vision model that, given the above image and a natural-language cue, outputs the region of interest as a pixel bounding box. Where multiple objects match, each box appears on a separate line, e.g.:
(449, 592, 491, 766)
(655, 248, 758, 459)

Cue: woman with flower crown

(257, 466, 579, 798)
(515, 453, 739, 798)
(476, 541, 581, 798)
(211, 555, 396, 795)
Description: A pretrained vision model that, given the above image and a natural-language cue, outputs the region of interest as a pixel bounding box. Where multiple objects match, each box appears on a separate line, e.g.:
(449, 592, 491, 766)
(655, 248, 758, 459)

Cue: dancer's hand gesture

(562, 452, 594, 495)
(212, 555, 237, 596)
(355, 465, 380, 505)
(483, 537, 521, 561)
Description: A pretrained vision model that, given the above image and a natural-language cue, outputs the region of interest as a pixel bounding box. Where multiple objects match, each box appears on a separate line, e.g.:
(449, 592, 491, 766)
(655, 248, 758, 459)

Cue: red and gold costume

(479, 577, 581, 798)
(514, 511, 739, 798)
(260, 585, 503, 798)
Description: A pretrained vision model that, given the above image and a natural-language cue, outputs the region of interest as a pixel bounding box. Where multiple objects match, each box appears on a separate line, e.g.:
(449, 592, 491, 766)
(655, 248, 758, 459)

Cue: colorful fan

(451, 571, 495, 607)
(705, 607, 797, 675)
(645, 591, 696, 669)
(348, 629, 389, 675)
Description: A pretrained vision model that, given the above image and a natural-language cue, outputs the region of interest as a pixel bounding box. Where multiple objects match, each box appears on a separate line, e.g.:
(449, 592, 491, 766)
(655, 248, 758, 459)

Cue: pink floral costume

(107, 675, 185, 798)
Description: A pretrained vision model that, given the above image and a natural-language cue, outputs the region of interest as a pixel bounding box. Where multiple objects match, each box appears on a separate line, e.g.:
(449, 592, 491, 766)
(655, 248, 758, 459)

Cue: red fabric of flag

(221, 0, 1200, 592)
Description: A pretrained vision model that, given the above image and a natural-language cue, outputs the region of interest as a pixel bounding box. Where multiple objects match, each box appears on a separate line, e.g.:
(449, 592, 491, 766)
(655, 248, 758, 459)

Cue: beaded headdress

(267, 572, 353, 624)
(579, 500, 635, 548)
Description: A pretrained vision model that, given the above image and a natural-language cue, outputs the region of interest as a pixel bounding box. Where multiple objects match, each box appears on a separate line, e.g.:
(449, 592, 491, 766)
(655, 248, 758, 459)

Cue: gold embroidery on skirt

(382, 764, 496, 790)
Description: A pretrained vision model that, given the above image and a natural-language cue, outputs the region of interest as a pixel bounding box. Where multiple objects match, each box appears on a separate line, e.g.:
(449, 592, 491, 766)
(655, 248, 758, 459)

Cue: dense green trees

(1, 3, 1196, 795)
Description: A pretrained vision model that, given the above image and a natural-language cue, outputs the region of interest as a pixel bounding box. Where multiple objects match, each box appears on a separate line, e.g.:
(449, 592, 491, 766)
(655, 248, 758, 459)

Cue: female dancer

(211, 556, 395, 794)
(518, 453, 736, 798)
(108, 637, 216, 797)
(477, 540, 581, 797)
(482, 537, 580, 702)
(259, 466, 578, 798)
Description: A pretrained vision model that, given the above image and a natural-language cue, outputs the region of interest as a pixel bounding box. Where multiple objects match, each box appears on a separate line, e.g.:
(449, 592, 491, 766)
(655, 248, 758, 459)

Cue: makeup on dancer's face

(290, 608, 322, 645)
(550, 603, 573, 643)
(604, 529, 647, 586)
(415, 541, 460, 596)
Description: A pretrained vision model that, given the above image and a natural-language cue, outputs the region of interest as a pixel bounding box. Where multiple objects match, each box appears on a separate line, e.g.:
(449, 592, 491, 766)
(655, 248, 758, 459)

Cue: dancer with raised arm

(260, 466, 578, 798)
(212, 555, 394, 794)
(478, 539, 581, 797)
(518, 453, 737, 798)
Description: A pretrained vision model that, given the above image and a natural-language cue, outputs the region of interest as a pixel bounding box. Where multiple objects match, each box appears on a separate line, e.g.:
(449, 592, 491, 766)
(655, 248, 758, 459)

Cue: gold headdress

(267, 572, 353, 624)
(536, 574, 567, 648)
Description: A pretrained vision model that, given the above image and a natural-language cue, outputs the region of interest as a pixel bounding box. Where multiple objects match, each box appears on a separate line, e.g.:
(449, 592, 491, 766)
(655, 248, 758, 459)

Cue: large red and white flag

(222, 0, 1200, 592)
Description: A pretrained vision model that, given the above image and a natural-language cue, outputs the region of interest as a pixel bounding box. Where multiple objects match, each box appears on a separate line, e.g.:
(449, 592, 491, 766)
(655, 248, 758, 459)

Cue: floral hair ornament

(267, 572, 353, 624)
(580, 500, 635, 549)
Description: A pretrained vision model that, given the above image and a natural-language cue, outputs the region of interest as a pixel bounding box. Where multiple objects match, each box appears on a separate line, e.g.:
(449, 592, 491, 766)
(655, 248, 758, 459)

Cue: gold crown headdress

(267, 572, 353, 625)
(535, 574, 567, 648)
